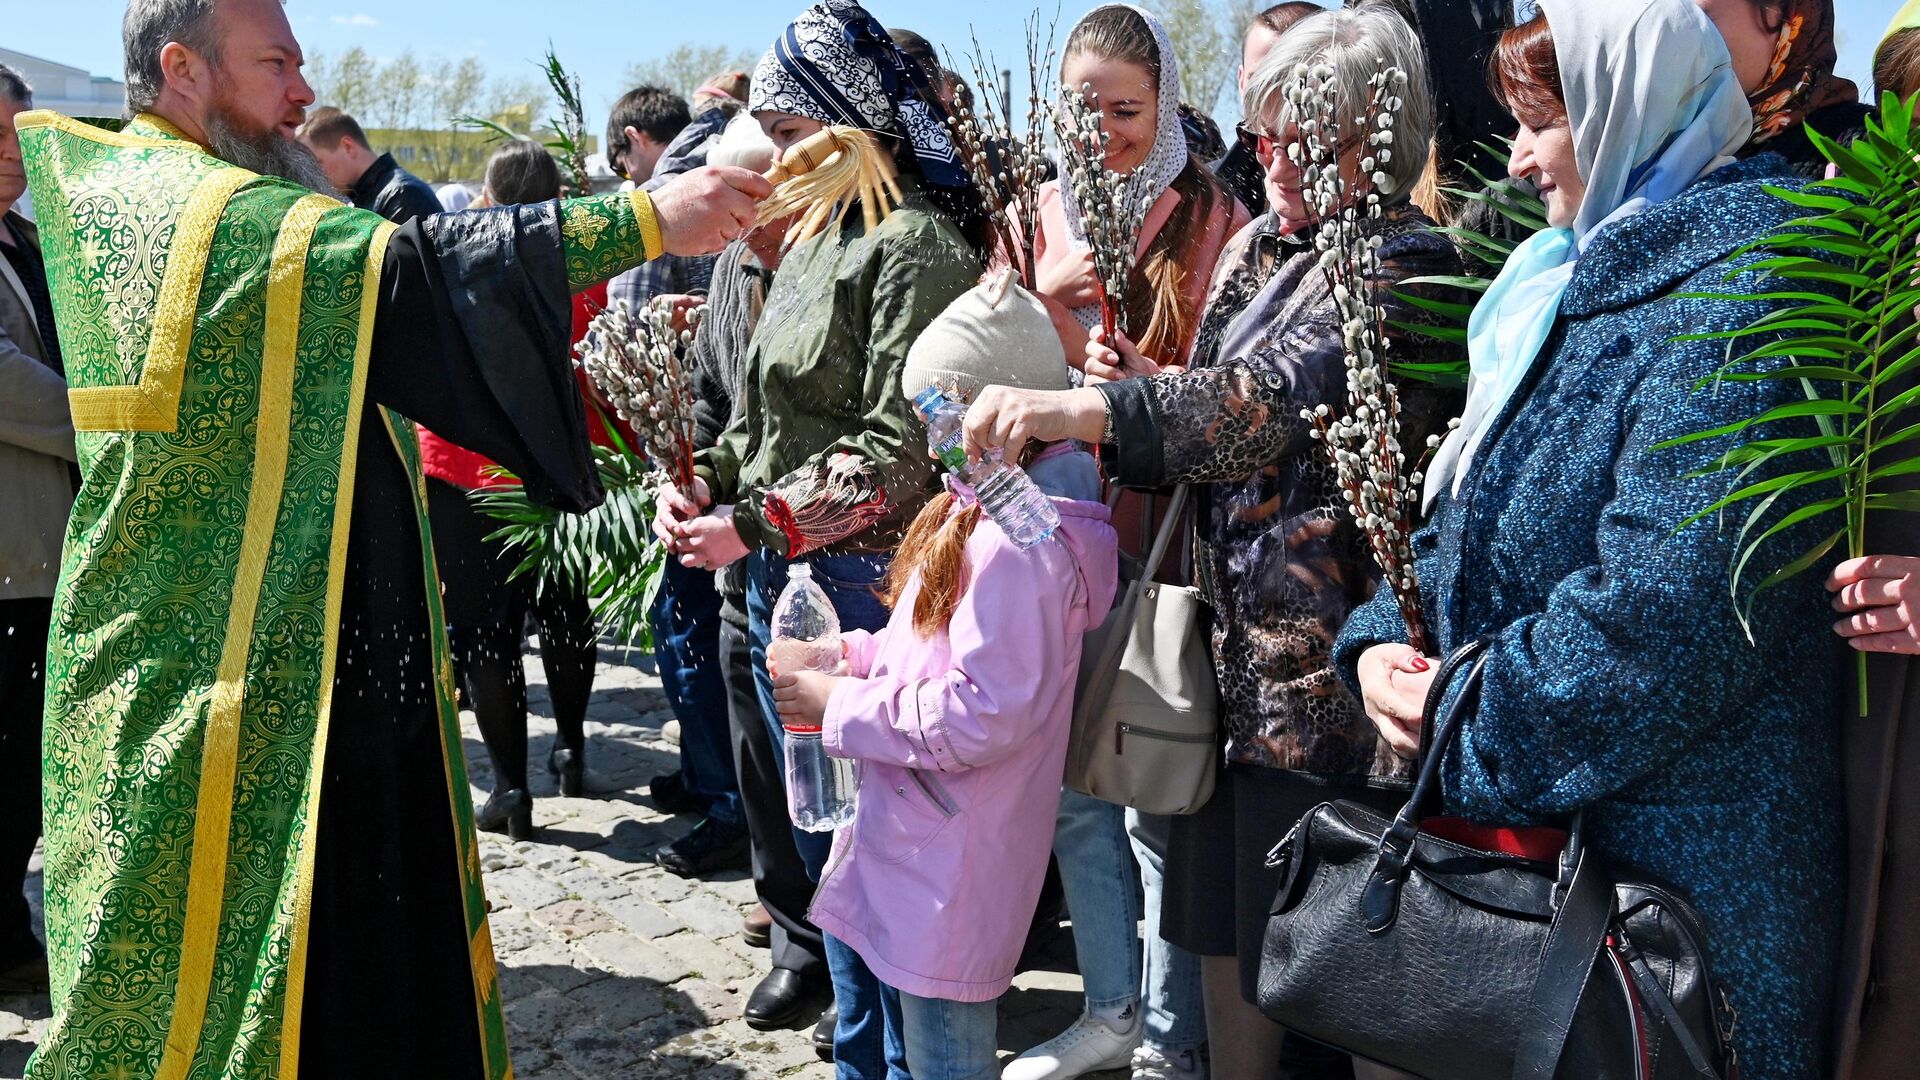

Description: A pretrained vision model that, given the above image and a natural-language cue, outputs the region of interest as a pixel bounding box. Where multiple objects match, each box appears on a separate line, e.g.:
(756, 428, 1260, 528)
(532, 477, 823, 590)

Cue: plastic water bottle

(768, 564, 858, 832)
(912, 386, 1060, 549)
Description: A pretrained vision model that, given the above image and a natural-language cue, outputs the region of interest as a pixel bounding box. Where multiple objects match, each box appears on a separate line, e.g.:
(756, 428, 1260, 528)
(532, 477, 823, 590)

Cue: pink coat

(810, 491, 1119, 1002)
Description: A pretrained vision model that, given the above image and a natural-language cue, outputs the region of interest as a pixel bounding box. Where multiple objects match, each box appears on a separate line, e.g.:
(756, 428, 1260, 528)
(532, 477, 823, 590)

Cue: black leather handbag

(1256, 639, 1740, 1080)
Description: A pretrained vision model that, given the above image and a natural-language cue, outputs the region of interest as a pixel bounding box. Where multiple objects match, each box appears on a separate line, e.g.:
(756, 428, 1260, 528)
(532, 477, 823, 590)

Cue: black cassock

(297, 205, 602, 1078)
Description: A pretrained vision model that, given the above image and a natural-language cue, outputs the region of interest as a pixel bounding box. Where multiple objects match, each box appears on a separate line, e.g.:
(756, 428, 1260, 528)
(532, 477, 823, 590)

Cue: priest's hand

(1830, 555, 1920, 654)
(672, 506, 749, 570)
(653, 477, 712, 546)
(651, 167, 774, 256)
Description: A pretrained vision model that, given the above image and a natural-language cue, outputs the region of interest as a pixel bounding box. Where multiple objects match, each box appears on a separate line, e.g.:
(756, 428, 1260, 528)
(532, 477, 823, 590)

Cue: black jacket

(350, 152, 443, 225)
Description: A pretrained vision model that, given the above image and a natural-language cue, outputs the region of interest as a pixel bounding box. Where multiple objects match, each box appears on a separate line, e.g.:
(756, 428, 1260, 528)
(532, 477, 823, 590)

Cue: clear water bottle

(913, 386, 1061, 549)
(768, 564, 858, 832)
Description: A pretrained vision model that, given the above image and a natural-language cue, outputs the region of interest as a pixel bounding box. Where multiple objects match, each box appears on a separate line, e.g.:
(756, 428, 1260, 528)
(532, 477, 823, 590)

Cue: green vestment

(18, 110, 657, 1080)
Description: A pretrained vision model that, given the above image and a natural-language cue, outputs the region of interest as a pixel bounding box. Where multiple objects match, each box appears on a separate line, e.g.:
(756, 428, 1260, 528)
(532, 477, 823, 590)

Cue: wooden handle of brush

(763, 128, 846, 185)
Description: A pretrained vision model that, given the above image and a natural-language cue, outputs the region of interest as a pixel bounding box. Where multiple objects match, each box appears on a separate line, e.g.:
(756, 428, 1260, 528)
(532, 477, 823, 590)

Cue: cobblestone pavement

(0, 645, 1108, 1079)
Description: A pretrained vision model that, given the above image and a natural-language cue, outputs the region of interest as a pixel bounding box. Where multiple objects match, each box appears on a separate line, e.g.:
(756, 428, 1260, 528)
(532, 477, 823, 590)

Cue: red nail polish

(1409, 656, 1430, 672)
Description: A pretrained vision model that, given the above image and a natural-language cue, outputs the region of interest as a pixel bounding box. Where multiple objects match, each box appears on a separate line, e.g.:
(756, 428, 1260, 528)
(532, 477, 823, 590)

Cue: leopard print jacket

(1099, 203, 1462, 777)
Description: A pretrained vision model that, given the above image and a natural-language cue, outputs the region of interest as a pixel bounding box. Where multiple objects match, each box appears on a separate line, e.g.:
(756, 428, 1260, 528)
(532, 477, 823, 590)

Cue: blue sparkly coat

(1334, 156, 1845, 1080)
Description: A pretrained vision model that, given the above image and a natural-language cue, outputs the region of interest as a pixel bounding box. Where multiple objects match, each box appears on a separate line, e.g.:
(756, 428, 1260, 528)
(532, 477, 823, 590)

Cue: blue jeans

(1128, 809, 1206, 1054)
(1053, 790, 1142, 1012)
(827, 935, 911, 1080)
(897, 990, 999, 1080)
(745, 548, 897, 1077)
(649, 558, 743, 825)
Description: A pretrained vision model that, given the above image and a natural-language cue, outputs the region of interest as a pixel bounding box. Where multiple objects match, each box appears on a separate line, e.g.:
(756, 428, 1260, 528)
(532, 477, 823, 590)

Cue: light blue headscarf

(1423, 0, 1753, 504)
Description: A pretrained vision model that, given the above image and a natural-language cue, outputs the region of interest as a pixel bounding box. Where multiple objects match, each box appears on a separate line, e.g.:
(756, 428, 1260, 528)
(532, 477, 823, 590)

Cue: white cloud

(330, 13, 379, 27)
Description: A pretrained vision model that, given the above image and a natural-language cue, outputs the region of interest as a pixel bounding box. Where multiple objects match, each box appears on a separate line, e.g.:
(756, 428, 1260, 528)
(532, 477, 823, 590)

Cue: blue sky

(7, 1, 1912, 139)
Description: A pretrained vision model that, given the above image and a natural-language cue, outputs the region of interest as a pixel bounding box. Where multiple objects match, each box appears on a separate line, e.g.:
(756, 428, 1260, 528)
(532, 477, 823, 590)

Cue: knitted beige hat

(902, 270, 1071, 403)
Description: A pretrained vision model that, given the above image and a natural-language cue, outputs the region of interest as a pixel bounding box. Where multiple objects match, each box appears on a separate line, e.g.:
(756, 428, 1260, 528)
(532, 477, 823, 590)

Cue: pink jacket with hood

(809, 447, 1118, 1002)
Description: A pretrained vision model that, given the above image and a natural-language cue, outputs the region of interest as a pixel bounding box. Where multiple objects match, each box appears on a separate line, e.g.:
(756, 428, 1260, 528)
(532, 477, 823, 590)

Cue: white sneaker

(1130, 1046, 1204, 1080)
(1003, 1011, 1143, 1080)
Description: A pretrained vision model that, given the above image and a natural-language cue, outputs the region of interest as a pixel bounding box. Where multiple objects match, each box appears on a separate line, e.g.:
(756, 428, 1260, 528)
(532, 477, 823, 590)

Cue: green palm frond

(472, 444, 667, 650)
(1389, 139, 1547, 387)
(1658, 92, 1920, 712)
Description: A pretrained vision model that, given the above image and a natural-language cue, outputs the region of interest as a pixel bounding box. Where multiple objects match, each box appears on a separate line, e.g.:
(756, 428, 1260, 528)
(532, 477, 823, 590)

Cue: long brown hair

(1066, 6, 1234, 364)
(884, 441, 1048, 638)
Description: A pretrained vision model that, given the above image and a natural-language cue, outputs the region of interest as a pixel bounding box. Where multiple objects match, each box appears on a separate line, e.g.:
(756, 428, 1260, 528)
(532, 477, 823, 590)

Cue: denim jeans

(897, 989, 1000, 1080)
(1128, 809, 1206, 1054)
(649, 558, 743, 825)
(826, 933, 910, 1079)
(746, 548, 897, 1076)
(1053, 790, 1143, 1011)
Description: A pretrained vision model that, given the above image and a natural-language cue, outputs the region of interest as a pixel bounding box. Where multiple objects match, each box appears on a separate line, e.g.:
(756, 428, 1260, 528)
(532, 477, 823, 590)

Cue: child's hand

(772, 670, 845, 730)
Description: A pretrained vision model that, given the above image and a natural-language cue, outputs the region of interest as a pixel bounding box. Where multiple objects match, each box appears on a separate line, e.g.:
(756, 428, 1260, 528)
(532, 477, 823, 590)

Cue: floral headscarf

(1747, 0, 1858, 145)
(749, 0, 971, 195)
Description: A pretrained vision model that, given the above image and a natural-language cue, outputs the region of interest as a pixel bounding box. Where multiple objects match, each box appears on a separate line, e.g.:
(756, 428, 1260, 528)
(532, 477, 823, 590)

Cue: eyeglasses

(609, 141, 631, 181)
(1237, 122, 1276, 160)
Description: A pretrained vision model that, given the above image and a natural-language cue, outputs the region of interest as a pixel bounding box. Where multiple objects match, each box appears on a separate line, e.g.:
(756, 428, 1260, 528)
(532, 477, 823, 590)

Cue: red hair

(1491, 13, 1565, 127)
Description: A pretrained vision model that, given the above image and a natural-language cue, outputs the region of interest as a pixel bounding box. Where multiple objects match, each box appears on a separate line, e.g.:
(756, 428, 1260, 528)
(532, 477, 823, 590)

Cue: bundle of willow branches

(1052, 83, 1152, 341)
(576, 296, 706, 500)
(1293, 60, 1434, 655)
(944, 15, 1057, 286)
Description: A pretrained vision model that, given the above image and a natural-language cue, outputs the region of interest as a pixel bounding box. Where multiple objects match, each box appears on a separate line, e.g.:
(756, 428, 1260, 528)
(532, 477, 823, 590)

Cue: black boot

(475, 788, 533, 840)
(653, 817, 751, 877)
(548, 745, 585, 798)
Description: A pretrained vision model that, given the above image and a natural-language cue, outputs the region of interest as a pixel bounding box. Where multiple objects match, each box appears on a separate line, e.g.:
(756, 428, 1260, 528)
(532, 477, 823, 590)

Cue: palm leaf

(472, 444, 668, 649)
(1666, 92, 1920, 713)
(1385, 142, 1549, 388)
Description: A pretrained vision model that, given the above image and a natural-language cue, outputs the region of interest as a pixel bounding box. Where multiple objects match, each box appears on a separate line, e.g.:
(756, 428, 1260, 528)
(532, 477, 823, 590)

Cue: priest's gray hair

(1242, 0, 1436, 198)
(123, 0, 224, 115)
(0, 64, 32, 108)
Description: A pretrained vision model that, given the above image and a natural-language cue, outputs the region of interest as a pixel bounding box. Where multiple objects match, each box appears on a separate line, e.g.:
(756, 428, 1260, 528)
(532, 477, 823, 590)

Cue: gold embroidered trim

(17, 109, 187, 150)
(68, 166, 254, 432)
(630, 189, 663, 262)
(274, 218, 397, 1080)
(154, 194, 341, 1080)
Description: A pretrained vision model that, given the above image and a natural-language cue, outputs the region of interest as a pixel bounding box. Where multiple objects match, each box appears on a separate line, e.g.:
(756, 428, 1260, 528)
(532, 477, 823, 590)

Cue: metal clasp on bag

(1265, 819, 1303, 869)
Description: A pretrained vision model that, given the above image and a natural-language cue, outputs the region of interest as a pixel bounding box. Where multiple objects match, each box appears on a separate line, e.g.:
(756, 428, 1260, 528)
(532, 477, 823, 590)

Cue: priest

(16, 1, 769, 1078)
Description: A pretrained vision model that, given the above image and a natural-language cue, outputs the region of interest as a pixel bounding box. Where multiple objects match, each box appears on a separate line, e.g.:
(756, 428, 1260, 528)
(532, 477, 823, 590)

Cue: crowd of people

(5, 0, 1920, 1078)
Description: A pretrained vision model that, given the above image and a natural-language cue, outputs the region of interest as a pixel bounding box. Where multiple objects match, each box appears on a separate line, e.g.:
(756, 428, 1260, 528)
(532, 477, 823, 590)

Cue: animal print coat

(1097, 202, 1460, 777)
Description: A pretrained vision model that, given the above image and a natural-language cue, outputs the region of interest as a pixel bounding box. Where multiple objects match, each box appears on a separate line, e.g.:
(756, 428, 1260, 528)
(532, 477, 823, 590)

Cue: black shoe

(743, 967, 813, 1030)
(653, 817, 751, 878)
(648, 771, 704, 815)
(475, 788, 533, 840)
(811, 1001, 838, 1060)
(548, 745, 585, 797)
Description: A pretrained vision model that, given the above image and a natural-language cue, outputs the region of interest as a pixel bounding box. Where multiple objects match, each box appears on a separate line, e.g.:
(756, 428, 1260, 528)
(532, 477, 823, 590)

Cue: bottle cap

(787, 563, 813, 580)
(911, 384, 947, 419)
(782, 723, 824, 734)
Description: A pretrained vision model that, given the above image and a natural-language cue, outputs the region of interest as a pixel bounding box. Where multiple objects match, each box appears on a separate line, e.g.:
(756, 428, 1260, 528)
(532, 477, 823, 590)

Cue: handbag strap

(1361, 637, 1490, 932)
(1510, 839, 1613, 1080)
(1073, 485, 1191, 729)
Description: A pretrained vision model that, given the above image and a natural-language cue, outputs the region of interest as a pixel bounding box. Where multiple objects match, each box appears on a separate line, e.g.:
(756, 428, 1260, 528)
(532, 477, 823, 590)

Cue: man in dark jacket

(1216, 2, 1320, 217)
(298, 106, 443, 223)
(0, 61, 70, 996)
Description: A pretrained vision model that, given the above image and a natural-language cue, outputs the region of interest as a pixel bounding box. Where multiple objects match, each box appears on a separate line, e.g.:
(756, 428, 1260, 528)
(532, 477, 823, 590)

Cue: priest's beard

(203, 97, 339, 198)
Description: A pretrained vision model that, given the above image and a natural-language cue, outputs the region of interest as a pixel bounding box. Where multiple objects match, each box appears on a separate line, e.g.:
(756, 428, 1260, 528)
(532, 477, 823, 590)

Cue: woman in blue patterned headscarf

(748, 0, 985, 247)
